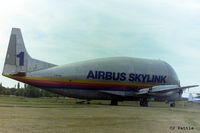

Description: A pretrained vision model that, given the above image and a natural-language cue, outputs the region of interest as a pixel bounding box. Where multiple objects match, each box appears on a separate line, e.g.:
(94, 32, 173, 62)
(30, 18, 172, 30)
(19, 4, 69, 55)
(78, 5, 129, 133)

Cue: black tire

(140, 98, 148, 107)
(170, 102, 175, 107)
(111, 100, 118, 105)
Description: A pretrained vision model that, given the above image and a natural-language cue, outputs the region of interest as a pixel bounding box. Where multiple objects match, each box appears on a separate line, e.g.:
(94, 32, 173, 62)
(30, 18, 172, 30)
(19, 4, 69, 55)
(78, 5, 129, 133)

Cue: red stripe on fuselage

(9, 76, 153, 90)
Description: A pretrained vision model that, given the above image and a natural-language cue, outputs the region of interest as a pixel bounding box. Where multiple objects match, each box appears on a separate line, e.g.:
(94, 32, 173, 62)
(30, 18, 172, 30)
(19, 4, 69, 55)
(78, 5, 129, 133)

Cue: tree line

(0, 83, 59, 98)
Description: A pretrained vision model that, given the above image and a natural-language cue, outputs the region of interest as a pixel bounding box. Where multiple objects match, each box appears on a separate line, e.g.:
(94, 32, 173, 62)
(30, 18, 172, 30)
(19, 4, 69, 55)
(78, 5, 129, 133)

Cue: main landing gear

(166, 100, 176, 107)
(110, 100, 118, 105)
(170, 102, 175, 107)
(140, 98, 148, 107)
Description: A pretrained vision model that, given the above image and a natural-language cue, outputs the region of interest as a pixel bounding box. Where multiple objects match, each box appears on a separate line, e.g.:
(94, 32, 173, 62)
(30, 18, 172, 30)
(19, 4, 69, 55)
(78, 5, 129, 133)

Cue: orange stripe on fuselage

(3, 75, 156, 90)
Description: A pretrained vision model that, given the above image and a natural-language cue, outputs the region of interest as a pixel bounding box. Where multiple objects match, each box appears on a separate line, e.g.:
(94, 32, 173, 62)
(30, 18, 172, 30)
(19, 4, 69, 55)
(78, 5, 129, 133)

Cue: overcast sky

(0, 0, 199, 94)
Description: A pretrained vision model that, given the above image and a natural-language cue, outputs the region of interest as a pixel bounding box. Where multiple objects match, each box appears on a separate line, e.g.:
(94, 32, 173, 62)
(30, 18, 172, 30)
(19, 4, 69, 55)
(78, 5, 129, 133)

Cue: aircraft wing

(137, 85, 199, 95)
(100, 85, 198, 97)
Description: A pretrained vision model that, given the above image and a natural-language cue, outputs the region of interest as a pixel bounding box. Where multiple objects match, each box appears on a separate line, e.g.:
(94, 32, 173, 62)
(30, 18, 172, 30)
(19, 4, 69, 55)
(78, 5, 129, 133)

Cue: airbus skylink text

(87, 70, 167, 83)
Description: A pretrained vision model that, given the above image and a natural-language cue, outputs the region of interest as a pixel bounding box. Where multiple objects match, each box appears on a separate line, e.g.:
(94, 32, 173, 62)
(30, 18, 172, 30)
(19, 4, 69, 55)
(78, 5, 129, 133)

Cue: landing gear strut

(140, 98, 148, 107)
(111, 100, 118, 105)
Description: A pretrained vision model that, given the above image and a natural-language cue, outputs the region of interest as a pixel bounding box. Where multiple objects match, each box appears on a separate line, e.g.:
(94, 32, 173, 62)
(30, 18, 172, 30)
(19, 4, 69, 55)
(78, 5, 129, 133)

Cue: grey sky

(0, 0, 199, 94)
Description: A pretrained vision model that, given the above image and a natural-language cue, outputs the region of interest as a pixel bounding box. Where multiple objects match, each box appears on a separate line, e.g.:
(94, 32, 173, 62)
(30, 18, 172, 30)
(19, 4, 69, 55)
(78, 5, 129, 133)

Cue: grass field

(0, 96, 199, 133)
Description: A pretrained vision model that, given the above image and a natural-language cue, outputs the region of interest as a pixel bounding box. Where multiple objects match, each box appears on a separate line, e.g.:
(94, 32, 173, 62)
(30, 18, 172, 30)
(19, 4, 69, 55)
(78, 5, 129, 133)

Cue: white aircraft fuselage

(2, 28, 198, 107)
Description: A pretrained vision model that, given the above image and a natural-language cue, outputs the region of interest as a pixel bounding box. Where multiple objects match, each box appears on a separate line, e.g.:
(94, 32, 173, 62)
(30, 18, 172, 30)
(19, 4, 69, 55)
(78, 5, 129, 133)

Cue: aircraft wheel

(170, 102, 175, 107)
(111, 100, 118, 105)
(140, 98, 148, 107)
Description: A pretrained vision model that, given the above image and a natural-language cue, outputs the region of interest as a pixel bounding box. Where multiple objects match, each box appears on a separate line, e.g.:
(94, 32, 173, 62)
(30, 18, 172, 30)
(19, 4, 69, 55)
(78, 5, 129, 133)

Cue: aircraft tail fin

(2, 28, 56, 76)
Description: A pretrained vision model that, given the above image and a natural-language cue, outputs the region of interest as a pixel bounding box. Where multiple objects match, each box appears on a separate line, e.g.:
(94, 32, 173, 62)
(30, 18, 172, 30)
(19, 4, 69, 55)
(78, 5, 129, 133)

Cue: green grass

(0, 95, 199, 133)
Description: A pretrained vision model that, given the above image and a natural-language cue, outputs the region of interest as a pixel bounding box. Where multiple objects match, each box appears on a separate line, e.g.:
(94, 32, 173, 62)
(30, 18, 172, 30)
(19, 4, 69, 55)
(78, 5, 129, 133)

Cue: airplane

(188, 93, 200, 104)
(2, 28, 198, 107)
